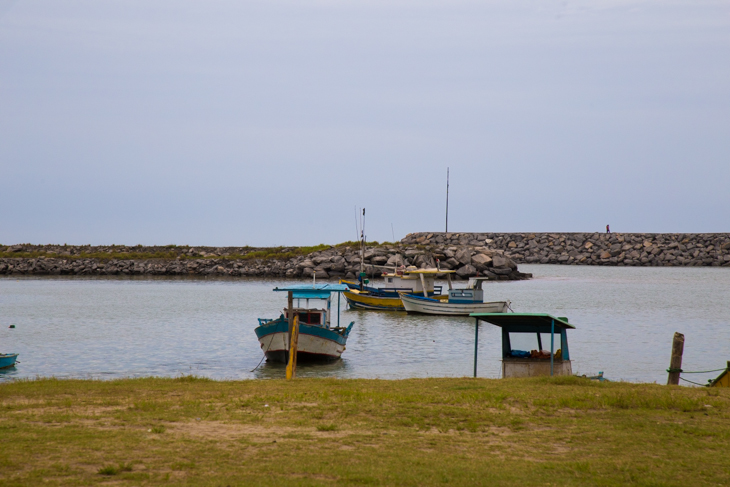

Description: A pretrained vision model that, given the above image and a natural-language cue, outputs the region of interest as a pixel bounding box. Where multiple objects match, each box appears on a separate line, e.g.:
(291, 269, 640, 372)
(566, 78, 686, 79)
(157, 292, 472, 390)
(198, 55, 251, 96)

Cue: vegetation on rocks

(0, 242, 529, 280)
(1, 376, 728, 486)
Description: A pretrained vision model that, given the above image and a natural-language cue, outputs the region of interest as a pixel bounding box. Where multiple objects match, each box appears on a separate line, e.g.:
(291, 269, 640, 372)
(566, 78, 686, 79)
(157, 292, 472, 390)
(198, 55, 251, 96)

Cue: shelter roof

(273, 283, 349, 294)
(470, 313, 575, 330)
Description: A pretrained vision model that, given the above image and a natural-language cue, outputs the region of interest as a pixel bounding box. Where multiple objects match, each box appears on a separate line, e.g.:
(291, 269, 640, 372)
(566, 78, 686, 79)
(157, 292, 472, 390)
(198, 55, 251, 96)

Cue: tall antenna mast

(445, 167, 450, 232)
(359, 208, 366, 276)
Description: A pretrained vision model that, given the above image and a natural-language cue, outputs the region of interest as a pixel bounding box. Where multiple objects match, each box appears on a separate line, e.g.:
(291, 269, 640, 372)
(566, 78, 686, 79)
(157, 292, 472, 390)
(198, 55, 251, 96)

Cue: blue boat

(255, 284, 354, 363)
(0, 353, 18, 369)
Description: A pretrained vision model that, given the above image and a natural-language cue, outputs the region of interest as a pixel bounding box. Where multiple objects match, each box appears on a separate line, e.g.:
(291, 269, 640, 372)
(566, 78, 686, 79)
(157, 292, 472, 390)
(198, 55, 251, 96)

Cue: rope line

(250, 333, 276, 373)
(679, 377, 710, 387)
(667, 367, 728, 374)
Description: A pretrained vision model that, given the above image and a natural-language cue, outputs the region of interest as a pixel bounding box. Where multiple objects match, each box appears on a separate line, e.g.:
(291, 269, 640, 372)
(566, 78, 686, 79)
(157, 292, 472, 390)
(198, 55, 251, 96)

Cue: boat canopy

(273, 283, 349, 299)
(470, 313, 575, 330)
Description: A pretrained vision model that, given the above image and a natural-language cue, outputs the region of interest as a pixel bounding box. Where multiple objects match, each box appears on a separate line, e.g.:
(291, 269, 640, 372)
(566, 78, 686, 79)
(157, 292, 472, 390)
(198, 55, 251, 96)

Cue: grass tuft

(97, 465, 118, 476)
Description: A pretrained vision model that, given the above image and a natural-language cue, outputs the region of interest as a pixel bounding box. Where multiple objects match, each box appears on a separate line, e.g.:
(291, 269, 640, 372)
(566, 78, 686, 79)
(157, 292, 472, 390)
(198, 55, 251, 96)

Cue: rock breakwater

(0, 243, 530, 280)
(402, 232, 730, 267)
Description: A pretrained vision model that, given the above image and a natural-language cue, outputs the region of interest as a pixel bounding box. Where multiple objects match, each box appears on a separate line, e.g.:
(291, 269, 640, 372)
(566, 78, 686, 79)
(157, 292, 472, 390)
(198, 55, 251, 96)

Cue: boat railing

(379, 285, 443, 294)
(257, 318, 276, 326)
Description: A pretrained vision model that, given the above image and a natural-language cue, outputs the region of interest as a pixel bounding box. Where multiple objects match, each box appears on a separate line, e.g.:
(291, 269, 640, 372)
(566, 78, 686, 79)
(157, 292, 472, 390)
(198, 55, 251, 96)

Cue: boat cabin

(379, 268, 455, 297)
(471, 313, 574, 378)
(274, 283, 348, 330)
(447, 288, 483, 304)
(446, 277, 496, 303)
(284, 290, 331, 326)
(381, 269, 436, 294)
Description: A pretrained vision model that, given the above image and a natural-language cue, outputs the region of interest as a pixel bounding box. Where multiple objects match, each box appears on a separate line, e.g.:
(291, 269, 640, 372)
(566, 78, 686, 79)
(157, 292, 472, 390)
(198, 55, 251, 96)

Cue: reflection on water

(1, 265, 729, 384)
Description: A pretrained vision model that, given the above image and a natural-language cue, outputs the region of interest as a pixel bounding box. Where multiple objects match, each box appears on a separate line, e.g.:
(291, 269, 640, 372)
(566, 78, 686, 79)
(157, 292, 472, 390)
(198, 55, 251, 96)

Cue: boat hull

(400, 293, 510, 316)
(0, 354, 18, 369)
(255, 318, 349, 363)
(343, 290, 405, 311)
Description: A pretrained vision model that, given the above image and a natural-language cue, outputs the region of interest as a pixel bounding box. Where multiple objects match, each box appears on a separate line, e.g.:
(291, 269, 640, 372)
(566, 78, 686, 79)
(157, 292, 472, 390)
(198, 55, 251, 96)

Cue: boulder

(491, 254, 516, 270)
(371, 255, 388, 265)
(386, 254, 404, 266)
(455, 264, 477, 278)
(313, 268, 329, 279)
(480, 269, 498, 279)
(454, 248, 472, 265)
(471, 253, 492, 270)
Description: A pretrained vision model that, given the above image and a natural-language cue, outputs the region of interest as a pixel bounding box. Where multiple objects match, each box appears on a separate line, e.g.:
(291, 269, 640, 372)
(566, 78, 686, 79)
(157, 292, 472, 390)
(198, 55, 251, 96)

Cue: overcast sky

(1, 0, 728, 246)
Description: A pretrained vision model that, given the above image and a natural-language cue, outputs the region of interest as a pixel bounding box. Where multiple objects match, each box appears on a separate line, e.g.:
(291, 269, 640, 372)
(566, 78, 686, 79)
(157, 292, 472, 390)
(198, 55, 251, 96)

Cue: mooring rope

(679, 377, 711, 387)
(250, 334, 276, 373)
(666, 367, 728, 374)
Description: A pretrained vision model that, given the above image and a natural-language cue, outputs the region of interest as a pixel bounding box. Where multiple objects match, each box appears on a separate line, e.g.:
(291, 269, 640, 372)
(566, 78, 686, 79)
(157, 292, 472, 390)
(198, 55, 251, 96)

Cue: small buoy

(9, 325, 14, 329)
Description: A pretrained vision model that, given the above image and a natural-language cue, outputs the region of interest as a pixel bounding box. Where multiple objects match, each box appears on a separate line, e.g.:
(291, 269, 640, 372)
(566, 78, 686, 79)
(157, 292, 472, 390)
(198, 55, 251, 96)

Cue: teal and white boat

(255, 284, 354, 363)
(0, 353, 18, 369)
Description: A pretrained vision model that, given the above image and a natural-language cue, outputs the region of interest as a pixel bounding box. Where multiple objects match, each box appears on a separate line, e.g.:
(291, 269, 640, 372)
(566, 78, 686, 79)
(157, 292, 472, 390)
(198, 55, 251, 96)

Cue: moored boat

(255, 284, 354, 363)
(342, 269, 453, 311)
(400, 277, 511, 316)
(0, 353, 19, 369)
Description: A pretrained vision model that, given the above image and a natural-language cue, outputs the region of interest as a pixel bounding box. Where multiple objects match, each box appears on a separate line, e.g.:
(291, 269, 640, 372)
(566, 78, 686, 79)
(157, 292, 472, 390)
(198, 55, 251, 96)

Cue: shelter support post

(447, 273, 453, 290)
(667, 332, 685, 386)
(420, 273, 428, 298)
(550, 319, 554, 377)
(337, 293, 341, 328)
(287, 291, 294, 352)
(474, 318, 479, 378)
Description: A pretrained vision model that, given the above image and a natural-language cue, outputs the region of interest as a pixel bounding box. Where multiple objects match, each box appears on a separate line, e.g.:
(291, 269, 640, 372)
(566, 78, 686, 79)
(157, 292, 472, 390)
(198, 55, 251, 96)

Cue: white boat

(255, 284, 354, 363)
(399, 277, 511, 316)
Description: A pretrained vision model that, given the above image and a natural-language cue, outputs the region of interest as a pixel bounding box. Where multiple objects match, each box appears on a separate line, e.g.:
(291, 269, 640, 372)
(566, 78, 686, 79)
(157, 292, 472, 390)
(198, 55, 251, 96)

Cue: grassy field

(1, 376, 728, 486)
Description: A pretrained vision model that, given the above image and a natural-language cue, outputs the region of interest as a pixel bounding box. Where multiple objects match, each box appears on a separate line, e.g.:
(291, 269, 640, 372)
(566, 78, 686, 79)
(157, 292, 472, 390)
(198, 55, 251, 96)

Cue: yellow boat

(342, 288, 407, 311)
(341, 268, 454, 311)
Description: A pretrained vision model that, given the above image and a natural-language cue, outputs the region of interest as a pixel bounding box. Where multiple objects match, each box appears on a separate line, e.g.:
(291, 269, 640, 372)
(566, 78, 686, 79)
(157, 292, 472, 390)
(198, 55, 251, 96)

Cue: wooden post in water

(667, 332, 685, 386)
(286, 316, 299, 380)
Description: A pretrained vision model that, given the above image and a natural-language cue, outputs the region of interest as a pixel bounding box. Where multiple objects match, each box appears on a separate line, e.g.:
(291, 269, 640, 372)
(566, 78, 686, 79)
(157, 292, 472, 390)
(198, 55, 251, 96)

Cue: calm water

(1, 265, 728, 384)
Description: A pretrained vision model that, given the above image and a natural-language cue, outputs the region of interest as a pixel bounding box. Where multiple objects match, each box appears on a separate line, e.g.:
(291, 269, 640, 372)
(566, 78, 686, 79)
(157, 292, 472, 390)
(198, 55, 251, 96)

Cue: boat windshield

(297, 311, 323, 325)
(293, 297, 328, 310)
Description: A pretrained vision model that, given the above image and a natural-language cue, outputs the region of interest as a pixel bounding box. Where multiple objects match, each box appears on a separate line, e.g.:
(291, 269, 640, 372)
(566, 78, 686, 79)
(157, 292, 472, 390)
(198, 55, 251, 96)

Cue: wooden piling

(286, 291, 298, 380)
(286, 316, 299, 380)
(667, 332, 685, 386)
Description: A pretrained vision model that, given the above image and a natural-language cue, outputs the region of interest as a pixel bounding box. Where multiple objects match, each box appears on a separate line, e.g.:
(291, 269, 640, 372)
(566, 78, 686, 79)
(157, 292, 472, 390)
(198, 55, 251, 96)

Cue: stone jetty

(402, 232, 730, 267)
(0, 243, 529, 280)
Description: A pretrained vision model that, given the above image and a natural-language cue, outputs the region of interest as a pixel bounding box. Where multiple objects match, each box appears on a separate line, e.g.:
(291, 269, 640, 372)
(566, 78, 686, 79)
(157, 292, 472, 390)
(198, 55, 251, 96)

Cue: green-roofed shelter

(470, 313, 575, 378)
